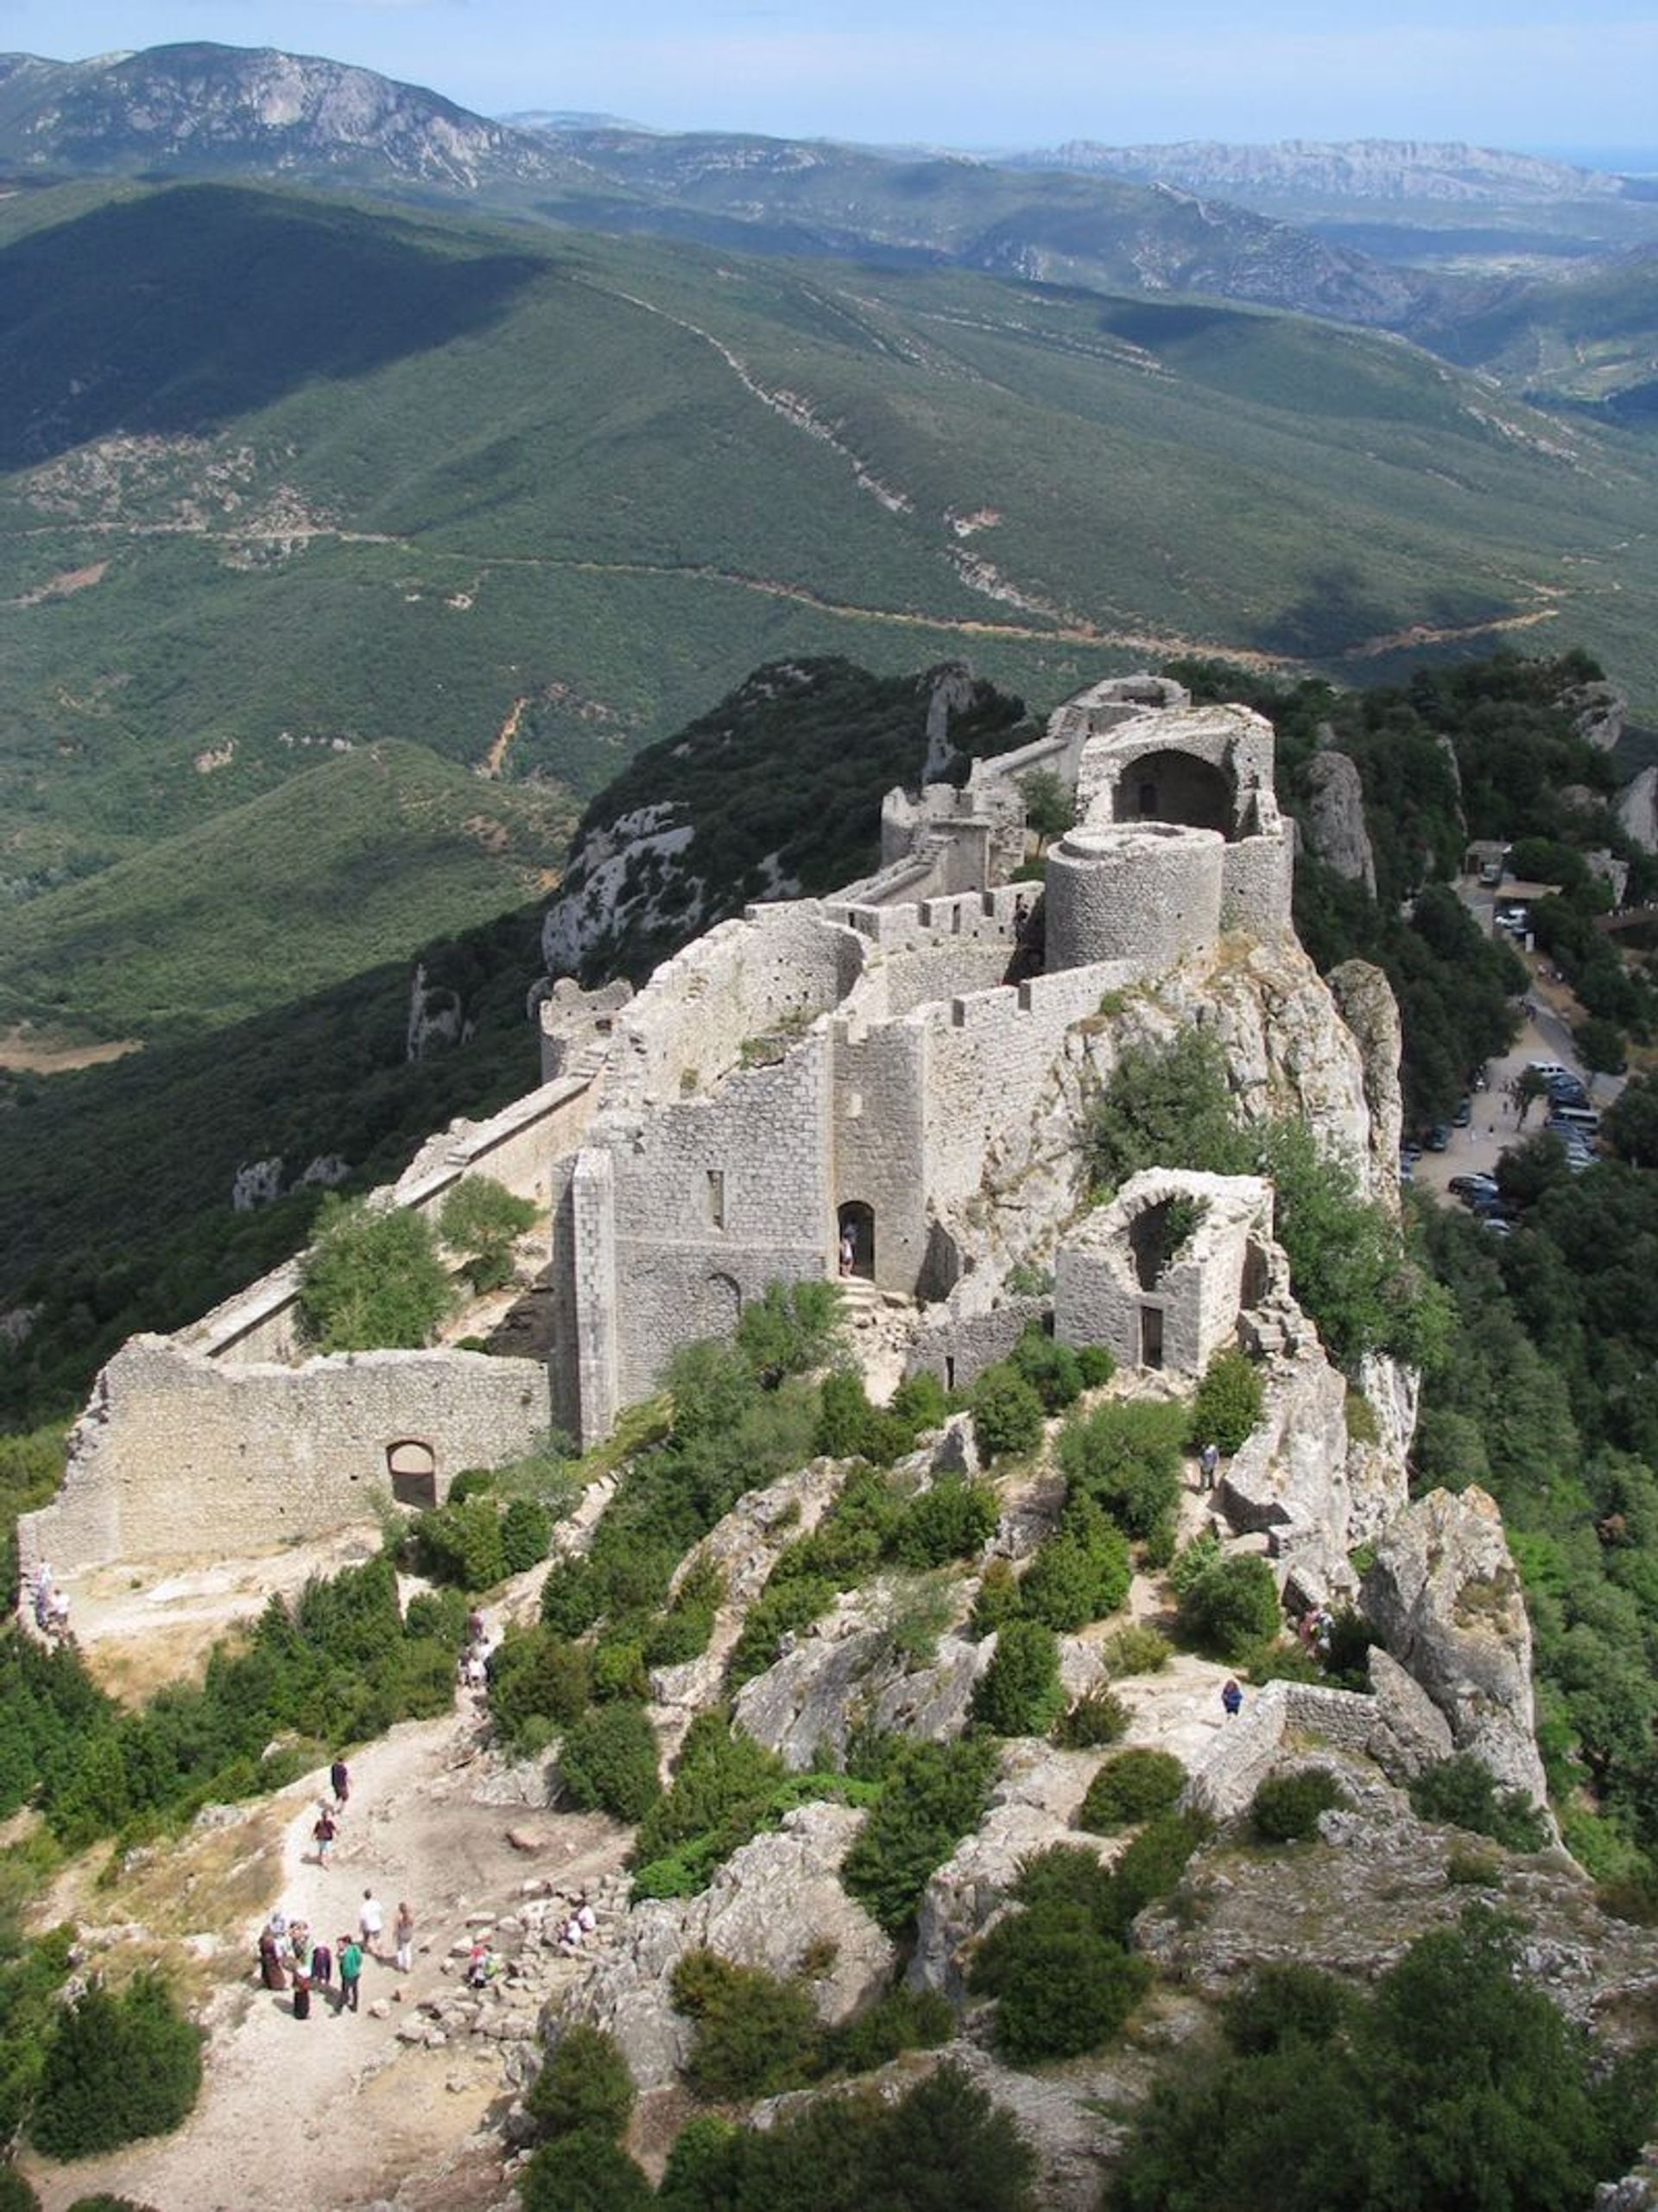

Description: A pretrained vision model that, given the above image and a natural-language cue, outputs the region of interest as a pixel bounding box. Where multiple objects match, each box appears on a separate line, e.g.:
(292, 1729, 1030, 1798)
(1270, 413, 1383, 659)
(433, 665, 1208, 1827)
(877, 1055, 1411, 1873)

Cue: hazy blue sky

(3, 0, 1654, 155)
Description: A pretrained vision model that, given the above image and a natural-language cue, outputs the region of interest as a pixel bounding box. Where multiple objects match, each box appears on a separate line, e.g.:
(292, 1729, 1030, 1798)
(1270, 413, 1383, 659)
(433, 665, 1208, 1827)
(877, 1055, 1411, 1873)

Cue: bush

(971, 1619, 1066, 1737)
(1079, 1748, 1187, 1833)
(841, 1737, 999, 1935)
(295, 1195, 454, 1352)
(1009, 1323, 1086, 1413)
(518, 2128, 655, 2212)
(487, 1626, 593, 1743)
(1250, 1768, 1348, 1842)
(1189, 1348, 1266, 1455)
(1076, 1345, 1116, 1387)
(1054, 1690, 1130, 1747)
(971, 1365, 1046, 1461)
(30, 1972, 201, 2158)
(1220, 1962, 1357, 2056)
(437, 1175, 538, 1290)
(1098, 1809, 1212, 1938)
(631, 1714, 789, 1892)
(889, 1369, 949, 1431)
(558, 1703, 661, 1824)
(1178, 1554, 1281, 1659)
(526, 2024, 636, 2142)
(1056, 1400, 1186, 1538)
(540, 1556, 604, 1637)
(970, 1558, 1022, 1638)
(1019, 1499, 1131, 1632)
(972, 1899, 1152, 2062)
(1408, 1755, 1549, 1853)
(501, 1497, 552, 1575)
(0, 2178, 40, 2212)
(641, 1557, 724, 1670)
(408, 1493, 508, 1589)
(826, 1983, 954, 2075)
(889, 1477, 999, 1569)
(1104, 1624, 1173, 1676)
(670, 1949, 820, 2100)
(735, 1278, 847, 1386)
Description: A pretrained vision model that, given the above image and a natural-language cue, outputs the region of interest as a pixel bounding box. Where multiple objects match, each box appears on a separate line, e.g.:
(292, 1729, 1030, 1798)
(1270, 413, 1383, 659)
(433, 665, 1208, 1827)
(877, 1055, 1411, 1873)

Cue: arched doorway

(838, 1201, 875, 1281)
(699, 1271, 743, 1332)
(386, 1439, 438, 1509)
(1118, 747, 1234, 835)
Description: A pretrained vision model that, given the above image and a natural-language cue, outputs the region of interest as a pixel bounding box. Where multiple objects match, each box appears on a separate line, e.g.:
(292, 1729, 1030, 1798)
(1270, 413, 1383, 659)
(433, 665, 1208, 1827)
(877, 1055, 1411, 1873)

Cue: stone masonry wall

(22, 1341, 551, 1574)
(903, 1296, 1050, 1391)
(1181, 1680, 1381, 1818)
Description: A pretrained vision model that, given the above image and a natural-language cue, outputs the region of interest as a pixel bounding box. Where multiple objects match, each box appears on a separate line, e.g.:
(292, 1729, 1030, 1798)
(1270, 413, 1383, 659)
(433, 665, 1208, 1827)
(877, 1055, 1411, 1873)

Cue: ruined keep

(24, 676, 1338, 1576)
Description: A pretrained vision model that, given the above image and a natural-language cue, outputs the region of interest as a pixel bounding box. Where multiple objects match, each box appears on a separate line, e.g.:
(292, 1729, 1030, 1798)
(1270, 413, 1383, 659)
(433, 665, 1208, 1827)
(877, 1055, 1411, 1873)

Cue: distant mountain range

(1000, 138, 1636, 205)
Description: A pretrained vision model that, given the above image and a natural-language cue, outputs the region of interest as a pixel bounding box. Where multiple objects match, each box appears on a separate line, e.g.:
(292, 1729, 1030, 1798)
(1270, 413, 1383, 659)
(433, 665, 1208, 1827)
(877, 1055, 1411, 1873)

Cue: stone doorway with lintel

(838, 1200, 875, 1283)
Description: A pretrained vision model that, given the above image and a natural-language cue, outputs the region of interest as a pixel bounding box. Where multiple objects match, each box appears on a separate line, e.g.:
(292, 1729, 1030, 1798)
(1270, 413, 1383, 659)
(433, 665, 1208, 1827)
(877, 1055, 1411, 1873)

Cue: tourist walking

(313, 1806, 337, 1866)
(339, 1936, 363, 2013)
(1221, 1678, 1244, 1720)
(1199, 1441, 1220, 1491)
(330, 1756, 350, 1808)
(394, 1901, 414, 1974)
(359, 1887, 384, 1959)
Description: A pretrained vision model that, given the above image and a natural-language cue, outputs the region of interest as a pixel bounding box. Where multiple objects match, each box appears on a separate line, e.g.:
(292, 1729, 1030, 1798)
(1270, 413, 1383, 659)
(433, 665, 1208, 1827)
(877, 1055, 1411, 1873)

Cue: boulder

(1360, 1486, 1548, 1805)
(1365, 1646, 1454, 1783)
(555, 1803, 892, 2090)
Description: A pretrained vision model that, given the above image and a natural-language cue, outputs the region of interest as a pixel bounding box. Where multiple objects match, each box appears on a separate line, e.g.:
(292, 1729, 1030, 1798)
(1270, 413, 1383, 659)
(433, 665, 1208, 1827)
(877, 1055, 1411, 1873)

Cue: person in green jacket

(338, 1935, 364, 2014)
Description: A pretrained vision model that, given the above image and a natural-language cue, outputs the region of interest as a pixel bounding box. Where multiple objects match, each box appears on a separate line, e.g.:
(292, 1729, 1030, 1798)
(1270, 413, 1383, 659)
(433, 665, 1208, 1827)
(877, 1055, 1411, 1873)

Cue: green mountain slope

(0, 741, 570, 1036)
(5, 176, 1658, 1043)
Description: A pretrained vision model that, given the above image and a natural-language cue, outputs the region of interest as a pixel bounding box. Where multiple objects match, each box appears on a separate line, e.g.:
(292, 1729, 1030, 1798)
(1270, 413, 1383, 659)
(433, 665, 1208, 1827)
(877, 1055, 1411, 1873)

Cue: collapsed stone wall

(19, 1340, 551, 1576)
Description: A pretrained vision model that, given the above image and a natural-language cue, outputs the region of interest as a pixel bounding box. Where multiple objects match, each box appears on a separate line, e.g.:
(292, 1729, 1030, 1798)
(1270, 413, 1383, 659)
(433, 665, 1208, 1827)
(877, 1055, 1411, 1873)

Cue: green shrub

(1408, 1755, 1549, 1853)
(1104, 1624, 1173, 1676)
(734, 1279, 847, 1386)
(0, 2177, 40, 2212)
(30, 1972, 201, 2158)
(559, 1703, 661, 1824)
(590, 1631, 649, 1704)
(1250, 1768, 1348, 1842)
(1079, 1748, 1187, 1833)
(1446, 1847, 1503, 1886)
(632, 1715, 788, 1887)
(1009, 1323, 1085, 1413)
(501, 1496, 552, 1575)
(1220, 1962, 1357, 2056)
(540, 1556, 604, 1637)
(970, 1558, 1022, 1638)
(641, 1557, 724, 1670)
(66, 2200, 156, 2212)
(487, 1626, 593, 1743)
(403, 1585, 470, 1645)
(526, 2024, 636, 2143)
(1019, 1498, 1131, 1632)
(1056, 1399, 1186, 1538)
(408, 1493, 508, 1589)
(889, 1477, 999, 1569)
(1076, 1346, 1116, 1387)
(1178, 1554, 1281, 1659)
(438, 1175, 538, 1290)
(1054, 1690, 1130, 1747)
(1098, 1810, 1212, 1939)
(971, 1364, 1046, 1461)
(1189, 1348, 1266, 1455)
(518, 2127, 655, 2212)
(727, 1572, 837, 1688)
(1168, 1527, 1222, 1597)
(971, 1619, 1066, 1737)
(295, 1195, 454, 1352)
(826, 1983, 954, 2075)
(842, 1737, 999, 1934)
(889, 1369, 949, 1432)
(670, 1949, 820, 2100)
(972, 1899, 1152, 2062)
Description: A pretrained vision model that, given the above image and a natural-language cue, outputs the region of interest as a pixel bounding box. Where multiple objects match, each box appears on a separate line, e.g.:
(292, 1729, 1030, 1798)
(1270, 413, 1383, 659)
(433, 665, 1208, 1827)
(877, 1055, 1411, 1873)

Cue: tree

(526, 2024, 636, 2142)
(1016, 769, 1074, 855)
(30, 1973, 201, 2159)
(1515, 1065, 1550, 1127)
(437, 1175, 538, 1290)
(971, 1619, 1066, 1737)
(1604, 1074, 1658, 1168)
(1574, 1017, 1628, 1091)
(295, 1195, 454, 1352)
(1188, 1349, 1265, 1455)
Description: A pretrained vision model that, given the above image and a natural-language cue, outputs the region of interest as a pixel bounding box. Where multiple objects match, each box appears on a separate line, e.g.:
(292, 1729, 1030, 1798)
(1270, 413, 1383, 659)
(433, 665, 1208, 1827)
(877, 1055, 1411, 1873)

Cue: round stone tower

(1045, 822, 1225, 972)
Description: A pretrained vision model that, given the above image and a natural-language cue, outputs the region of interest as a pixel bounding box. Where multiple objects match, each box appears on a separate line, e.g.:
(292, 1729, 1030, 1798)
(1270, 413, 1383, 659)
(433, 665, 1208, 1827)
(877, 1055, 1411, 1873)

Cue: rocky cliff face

(1303, 748, 1377, 896)
(1010, 137, 1630, 206)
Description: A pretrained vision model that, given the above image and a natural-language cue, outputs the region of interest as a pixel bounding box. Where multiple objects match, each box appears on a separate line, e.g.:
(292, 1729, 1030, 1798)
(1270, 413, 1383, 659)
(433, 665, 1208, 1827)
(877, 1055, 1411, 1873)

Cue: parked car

(1453, 1097, 1474, 1126)
(1426, 1124, 1452, 1151)
(1449, 1174, 1499, 1199)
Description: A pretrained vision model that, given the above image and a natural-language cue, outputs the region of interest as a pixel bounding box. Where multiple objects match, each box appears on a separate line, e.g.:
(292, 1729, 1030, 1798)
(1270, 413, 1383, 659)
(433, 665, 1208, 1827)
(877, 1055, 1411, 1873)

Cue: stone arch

(699, 1271, 743, 1332)
(1118, 746, 1234, 836)
(838, 1201, 875, 1281)
(386, 1438, 438, 1509)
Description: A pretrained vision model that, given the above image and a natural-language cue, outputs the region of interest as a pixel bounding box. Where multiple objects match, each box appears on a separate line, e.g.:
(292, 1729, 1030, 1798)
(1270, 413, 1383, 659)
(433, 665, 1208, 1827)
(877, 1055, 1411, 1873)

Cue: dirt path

(21, 1689, 628, 2210)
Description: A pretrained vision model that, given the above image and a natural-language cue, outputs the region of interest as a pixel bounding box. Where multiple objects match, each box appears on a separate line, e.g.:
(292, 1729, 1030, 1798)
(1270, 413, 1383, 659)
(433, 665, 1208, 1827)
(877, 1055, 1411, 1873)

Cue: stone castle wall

(19, 1340, 551, 1575)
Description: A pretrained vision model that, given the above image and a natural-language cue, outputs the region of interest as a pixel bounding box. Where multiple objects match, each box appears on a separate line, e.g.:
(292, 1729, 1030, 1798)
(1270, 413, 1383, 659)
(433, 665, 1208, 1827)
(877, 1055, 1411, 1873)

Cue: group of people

(263, 1755, 417, 2019)
(459, 1608, 493, 1692)
(25, 1562, 71, 1641)
(257, 1913, 364, 2018)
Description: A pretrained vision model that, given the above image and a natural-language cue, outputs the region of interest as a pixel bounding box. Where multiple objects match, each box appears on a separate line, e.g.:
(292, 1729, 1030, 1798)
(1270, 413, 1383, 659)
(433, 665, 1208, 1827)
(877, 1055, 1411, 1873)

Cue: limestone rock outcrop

(1303, 749, 1376, 897)
(556, 1802, 892, 2089)
(1619, 765, 1658, 856)
(733, 1594, 988, 1771)
(1360, 1485, 1548, 1805)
